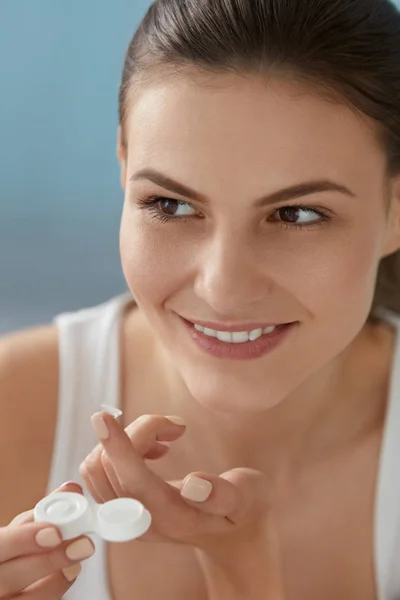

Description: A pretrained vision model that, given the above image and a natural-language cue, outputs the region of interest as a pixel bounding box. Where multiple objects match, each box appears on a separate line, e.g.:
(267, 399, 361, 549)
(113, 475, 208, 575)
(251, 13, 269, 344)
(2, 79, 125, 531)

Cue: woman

(1, 0, 400, 598)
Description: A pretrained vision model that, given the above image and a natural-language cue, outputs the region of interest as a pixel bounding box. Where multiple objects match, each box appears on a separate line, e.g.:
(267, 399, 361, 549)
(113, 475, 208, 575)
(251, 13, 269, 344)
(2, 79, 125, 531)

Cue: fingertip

(91, 412, 110, 440)
(60, 481, 83, 491)
(180, 475, 213, 502)
(9, 509, 34, 526)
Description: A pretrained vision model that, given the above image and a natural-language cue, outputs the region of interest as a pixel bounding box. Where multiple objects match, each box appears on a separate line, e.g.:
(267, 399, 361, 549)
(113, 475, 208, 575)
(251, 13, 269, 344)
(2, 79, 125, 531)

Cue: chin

(180, 363, 293, 415)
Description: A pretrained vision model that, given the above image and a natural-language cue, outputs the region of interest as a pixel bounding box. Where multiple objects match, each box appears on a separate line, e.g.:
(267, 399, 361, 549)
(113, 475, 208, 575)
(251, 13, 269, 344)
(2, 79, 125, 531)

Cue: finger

(0, 535, 93, 597)
(100, 449, 125, 496)
(13, 567, 82, 599)
(79, 466, 113, 504)
(179, 468, 271, 525)
(9, 509, 34, 527)
(219, 468, 271, 524)
(179, 472, 238, 520)
(144, 441, 171, 460)
(79, 445, 120, 503)
(80, 437, 160, 505)
(99, 446, 169, 500)
(0, 521, 62, 563)
(123, 414, 187, 456)
(79, 417, 176, 501)
(90, 411, 186, 514)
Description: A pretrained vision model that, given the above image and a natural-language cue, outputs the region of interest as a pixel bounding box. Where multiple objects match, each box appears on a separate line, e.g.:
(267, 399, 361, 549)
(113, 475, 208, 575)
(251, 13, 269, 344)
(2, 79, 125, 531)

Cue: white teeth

(263, 326, 276, 334)
(193, 323, 278, 343)
(232, 331, 250, 344)
(249, 328, 263, 341)
(204, 328, 217, 337)
(216, 331, 232, 343)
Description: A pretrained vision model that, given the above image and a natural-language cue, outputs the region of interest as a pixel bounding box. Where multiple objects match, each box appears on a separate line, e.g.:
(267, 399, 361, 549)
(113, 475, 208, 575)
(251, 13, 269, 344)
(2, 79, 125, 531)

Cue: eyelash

(136, 195, 331, 231)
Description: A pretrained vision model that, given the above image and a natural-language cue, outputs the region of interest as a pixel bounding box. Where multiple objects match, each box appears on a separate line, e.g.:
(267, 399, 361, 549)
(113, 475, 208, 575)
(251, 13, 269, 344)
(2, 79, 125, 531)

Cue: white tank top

(46, 292, 400, 600)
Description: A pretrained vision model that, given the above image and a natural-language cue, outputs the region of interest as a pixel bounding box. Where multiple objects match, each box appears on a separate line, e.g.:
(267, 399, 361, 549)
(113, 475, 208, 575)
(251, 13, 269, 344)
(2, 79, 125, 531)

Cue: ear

(116, 126, 127, 190)
(380, 176, 400, 259)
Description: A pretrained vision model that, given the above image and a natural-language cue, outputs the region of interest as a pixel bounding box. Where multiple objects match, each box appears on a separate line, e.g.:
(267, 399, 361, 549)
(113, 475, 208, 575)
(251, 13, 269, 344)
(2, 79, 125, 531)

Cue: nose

(193, 232, 272, 316)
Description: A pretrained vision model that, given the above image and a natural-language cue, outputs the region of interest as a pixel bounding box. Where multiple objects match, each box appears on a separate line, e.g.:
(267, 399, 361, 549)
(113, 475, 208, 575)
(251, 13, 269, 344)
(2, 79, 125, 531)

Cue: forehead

(125, 74, 386, 193)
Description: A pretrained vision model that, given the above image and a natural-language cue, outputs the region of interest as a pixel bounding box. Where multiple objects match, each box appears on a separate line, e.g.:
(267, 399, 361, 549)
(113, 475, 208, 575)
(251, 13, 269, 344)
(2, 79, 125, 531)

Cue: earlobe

(116, 126, 127, 190)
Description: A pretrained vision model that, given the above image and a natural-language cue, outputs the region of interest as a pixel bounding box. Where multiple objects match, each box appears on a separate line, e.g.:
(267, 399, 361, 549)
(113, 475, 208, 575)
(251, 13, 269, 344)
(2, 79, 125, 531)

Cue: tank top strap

(46, 291, 131, 494)
(373, 307, 400, 600)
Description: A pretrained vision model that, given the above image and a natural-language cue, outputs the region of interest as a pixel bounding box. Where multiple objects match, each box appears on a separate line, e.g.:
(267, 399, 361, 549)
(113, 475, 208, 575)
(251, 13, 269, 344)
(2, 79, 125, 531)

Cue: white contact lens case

(34, 492, 152, 543)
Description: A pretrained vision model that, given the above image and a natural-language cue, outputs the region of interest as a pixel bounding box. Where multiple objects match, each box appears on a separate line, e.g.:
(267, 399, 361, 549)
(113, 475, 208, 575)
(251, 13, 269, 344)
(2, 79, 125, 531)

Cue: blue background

(1, 0, 400, 333)
(0, 0, 150, 333)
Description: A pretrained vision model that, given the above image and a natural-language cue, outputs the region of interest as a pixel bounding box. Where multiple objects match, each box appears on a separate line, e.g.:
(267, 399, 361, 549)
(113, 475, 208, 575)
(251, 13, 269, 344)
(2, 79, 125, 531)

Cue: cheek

(286, 226, 381, 319)
(119, 207, 189, 304)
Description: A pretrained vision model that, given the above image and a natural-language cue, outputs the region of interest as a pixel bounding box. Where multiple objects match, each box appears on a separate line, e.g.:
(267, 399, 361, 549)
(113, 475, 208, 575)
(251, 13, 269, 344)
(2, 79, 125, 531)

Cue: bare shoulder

(0, 325, 59, 525)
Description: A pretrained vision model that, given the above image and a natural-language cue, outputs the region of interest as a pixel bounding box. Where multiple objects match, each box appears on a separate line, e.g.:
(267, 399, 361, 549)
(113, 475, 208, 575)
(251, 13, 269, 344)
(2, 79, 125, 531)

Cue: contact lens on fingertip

(100, 404, 123, 419)
(34, 492, 151, 543)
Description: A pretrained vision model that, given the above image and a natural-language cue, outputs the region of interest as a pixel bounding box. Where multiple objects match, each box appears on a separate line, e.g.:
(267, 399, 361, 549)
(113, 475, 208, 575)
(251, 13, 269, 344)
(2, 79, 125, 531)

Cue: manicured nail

(181, 476, 213, 502)
(62, 563, 82, 582)
(91, 413, 109, 439)
(165, 416, 186, 426)
(35, 527, 62, 548)
(66, 538, 95, 561)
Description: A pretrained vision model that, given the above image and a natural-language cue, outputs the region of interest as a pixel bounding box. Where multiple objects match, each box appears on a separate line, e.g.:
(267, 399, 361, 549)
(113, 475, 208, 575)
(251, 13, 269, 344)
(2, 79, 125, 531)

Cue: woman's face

(119, 73, 400, 413)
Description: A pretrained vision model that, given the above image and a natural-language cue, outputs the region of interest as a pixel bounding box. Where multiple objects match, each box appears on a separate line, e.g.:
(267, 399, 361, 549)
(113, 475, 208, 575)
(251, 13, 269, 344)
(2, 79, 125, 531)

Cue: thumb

(178, 467, 271, 525)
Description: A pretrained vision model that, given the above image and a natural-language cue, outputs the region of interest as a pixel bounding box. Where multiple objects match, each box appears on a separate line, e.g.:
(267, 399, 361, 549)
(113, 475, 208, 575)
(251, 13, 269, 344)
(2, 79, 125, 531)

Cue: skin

(117, 71, 400, 482)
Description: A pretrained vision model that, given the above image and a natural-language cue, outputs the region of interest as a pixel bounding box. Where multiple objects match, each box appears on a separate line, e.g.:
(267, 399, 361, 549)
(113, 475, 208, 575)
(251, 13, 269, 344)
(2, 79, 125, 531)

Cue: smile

(180, 317, 298, 360)
(193, 323, 277, 344)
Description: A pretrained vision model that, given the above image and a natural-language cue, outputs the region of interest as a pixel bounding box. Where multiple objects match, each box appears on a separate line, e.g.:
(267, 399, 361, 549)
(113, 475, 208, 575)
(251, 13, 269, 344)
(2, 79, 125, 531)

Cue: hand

(0, 482, 95, 600)
(79, 412, 278, 557)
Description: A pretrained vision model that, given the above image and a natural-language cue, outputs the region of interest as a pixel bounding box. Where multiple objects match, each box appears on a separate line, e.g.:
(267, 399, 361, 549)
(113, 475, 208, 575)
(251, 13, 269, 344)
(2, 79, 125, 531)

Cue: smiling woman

(2, 1, 400, 600)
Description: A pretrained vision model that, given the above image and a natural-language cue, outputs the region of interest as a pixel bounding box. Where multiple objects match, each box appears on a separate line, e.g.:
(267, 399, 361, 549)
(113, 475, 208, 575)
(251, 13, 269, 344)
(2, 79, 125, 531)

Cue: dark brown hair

(118, 0, 400, 317)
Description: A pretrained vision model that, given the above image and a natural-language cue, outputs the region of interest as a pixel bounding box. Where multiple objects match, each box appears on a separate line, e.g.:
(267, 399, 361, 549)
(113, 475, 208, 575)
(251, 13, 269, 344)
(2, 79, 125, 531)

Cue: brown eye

(157, 198, 197, 217)
(279, 208, 299, 223)
(137, 195, 199, 223)
(159, 199, 179, 215)
(275, 206, 321, 225)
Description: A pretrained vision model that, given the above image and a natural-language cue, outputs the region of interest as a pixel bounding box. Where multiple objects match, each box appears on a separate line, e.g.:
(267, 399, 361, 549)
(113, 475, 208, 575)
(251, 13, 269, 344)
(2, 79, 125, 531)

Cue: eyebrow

(130, 168, 356, 206)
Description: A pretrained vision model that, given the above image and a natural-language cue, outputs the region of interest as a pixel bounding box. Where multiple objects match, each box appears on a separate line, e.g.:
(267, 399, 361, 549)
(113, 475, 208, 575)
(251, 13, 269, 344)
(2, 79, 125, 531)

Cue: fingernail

(181, 476, 213, 502)
(36, 527, 62, 548)
(66, 538, 95, 560)
(59, 481, 83, 490)
(62, 563, 82, 582)
(91, 413, 109, 439)
(165, 415, 186, 426)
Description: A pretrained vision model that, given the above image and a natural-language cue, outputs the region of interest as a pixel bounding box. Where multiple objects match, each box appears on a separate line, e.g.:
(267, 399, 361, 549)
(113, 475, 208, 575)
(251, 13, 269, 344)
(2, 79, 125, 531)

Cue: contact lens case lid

(34, 492, 152, 542)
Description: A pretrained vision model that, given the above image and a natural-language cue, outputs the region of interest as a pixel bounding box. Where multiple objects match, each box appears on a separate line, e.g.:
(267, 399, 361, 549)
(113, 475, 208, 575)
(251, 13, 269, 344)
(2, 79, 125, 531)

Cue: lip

(181, 317, 299, 360)
(181, 318, 290, 333)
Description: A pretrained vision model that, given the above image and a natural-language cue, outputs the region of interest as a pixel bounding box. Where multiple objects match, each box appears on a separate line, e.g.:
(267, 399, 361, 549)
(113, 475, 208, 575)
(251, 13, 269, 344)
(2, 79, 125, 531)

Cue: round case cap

(96, 498, 152, 542)
(34, 492, 93, 541)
